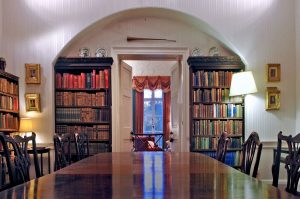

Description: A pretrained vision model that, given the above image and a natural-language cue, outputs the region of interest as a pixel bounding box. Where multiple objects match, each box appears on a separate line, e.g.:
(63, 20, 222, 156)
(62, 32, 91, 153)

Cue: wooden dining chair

(74, 132, 89, 161)
(215, 131, 230, 163)
(0, 132, 34, 190)
(272, 131, 292, 187)
(53, 133, 71, 171)
(14, 133, 41, 179)
(283, 133, 300, 195)
(236, 131, 263, 178)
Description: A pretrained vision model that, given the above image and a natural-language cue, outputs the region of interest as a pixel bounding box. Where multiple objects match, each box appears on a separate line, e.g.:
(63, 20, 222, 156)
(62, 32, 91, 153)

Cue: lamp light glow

(229, 71, 257, 96)
(19, 118, 33, 132)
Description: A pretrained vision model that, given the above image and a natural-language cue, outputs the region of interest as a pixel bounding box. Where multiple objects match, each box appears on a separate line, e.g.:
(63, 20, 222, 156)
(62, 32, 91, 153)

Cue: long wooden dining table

(0, 152, 296, 198)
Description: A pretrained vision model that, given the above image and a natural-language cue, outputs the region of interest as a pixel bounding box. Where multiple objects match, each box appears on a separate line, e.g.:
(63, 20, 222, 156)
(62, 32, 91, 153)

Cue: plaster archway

(54, 7, 244, 152)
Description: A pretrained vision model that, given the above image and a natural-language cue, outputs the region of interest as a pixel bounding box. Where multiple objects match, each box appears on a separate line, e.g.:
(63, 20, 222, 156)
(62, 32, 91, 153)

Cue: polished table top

(0, 152, 296, 198)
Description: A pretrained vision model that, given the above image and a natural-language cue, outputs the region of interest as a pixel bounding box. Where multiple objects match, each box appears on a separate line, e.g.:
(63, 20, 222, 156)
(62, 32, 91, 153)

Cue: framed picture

(25, 64, 41, 84)
(266, 64, 280, 82)
(25, 93, 41, 112)
(266, 87, 280, 110)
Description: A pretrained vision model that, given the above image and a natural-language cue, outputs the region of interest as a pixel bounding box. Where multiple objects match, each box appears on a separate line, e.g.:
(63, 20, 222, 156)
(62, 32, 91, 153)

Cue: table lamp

(19, 118, 33, 137)
(229, 71, 257, 97)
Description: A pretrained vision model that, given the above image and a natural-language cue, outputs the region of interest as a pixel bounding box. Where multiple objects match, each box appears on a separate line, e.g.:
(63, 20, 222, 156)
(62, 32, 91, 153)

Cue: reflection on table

(0, 152, 297, 198)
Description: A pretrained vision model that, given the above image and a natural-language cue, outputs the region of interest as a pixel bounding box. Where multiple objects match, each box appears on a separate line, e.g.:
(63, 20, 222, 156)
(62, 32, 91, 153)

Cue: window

(143, 89, 163, 148)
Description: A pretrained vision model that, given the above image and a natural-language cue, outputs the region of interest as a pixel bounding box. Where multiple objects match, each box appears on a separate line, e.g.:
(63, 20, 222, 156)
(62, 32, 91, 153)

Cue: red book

(104, 69, 109, 88)
(81, 73, 86, 88)
(56, 73, 62, 88)
(99, 70, 104, 88)
(69, 74, 74, 89)
(14, 97, 18, 111)
(78, 75, 82, 89)
(74, 75, 78, 89)
(96, 74, 100, 88)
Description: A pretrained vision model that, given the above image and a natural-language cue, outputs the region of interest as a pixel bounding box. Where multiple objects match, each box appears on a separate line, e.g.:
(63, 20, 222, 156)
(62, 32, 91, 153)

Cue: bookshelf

(54, 57, 113, 154)
(187, 56, 245, 166)
(0, 70, 19, 133)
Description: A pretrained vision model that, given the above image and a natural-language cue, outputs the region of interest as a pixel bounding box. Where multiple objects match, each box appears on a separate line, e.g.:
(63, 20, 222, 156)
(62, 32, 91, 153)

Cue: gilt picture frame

(266, 87, 280, 110)
(266, 64, 281, 82)
(25, 93, 41, 112)
(25, 64, 41, 84)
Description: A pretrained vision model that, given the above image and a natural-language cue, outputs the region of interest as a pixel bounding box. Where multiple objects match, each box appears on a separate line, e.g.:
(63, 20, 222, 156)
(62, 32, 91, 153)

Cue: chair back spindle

(215, 132, 230, 163)
(74, 132, 89, 161)
(284, 133, 300, 195)
(53, 133, 71, 171)
(239, 132, 263, 178)
(14, 133, 41, 178)
(272, 131, 291, 187)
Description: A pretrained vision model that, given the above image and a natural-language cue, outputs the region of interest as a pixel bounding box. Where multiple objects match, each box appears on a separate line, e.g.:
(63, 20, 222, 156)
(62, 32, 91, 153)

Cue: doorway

(111, 47, 189, 152)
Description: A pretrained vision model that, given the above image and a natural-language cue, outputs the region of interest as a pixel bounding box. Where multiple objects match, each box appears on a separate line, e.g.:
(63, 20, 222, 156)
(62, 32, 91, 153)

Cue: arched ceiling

(59, 7, 239, 59)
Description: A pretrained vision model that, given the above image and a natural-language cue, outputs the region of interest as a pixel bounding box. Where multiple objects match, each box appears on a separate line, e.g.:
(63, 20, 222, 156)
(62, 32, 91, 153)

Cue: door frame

(111, 46, 190, 152)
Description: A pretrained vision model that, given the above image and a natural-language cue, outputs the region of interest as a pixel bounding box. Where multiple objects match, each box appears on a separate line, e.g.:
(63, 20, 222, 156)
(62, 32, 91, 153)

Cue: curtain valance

(132, 76, 170, 92)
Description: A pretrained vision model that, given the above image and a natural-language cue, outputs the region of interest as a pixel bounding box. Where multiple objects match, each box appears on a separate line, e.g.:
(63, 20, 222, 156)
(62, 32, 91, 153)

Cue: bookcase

(187, 56, 245, 166)
(0, 70, 19, 133)
(54, 57, 113, 154)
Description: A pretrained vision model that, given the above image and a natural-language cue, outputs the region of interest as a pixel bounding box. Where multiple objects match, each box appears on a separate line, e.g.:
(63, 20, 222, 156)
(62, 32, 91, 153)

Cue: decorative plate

(95, 48, 107, 57)
(208, 46, 220, 56)
(191, 48, 202, 56)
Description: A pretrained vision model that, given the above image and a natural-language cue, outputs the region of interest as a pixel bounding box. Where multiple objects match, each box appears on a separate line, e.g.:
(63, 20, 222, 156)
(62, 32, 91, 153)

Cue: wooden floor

(0, 152, 297, 198)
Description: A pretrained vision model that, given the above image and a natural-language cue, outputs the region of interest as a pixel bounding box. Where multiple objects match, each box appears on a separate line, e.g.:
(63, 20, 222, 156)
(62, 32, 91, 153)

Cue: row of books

(56, 124, 110, 140)
(56, 69, 109, 89)
(89, 143, 110, 154)
(202, 151, 241, 167)
(192, 70, 233, 87)
(193, 88, 243, 103)
(193, 137, 218, 149)
(56, 92, 109, 107)
(193, 137, 242, 150)
(0, 95, 19, 111)
(193, 104, 243, 118)
(0, 113, 18, 129)
(193, 120, 243, 136)
(0, 78, 18, 95)
(56, 108, 110, 123)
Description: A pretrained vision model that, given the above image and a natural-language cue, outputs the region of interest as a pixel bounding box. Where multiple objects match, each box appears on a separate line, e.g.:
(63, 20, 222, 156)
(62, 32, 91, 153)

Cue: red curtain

(163, 92, 171, 141)
(135, 91, 144, 134)
(133, 76, 171, 143)
(132, 76, 170, 92)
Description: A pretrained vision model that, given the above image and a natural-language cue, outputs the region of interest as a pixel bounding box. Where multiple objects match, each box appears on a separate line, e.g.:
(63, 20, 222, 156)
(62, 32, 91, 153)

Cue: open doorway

(129, 63, 174, 152)
(111, 47, 189, 152)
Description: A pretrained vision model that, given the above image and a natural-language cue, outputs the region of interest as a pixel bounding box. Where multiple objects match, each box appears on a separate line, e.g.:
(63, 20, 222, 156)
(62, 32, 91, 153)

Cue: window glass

(144, 89, 152, 99)
(154, 89, 162, 98)
(143, 89, 164, 148)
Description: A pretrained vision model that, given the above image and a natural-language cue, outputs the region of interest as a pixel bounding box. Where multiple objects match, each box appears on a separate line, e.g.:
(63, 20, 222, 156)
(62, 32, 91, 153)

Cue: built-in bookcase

(187, 56, 245, 166)
(54, 57, 113, 153)
(0, 70, 19, 133)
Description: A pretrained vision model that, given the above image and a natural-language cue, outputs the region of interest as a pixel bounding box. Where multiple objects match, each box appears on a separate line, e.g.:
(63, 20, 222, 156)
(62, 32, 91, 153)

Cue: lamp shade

(229, 71, 257, 96)
(19, 118, 33, 132)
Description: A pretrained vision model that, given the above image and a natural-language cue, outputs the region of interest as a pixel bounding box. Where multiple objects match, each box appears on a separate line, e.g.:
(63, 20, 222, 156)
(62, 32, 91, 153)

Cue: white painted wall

(0, 0, 2, 55)
(124, 60, 177, 76)
(296, 1, 300, 131)
(1, 0, 298, 181)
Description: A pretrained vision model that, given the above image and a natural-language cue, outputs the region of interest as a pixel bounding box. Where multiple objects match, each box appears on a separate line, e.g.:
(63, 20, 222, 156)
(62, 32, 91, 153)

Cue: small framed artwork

(266, 87, 280, 110)
(266, 64, 281, 82)
(25, 93, 41, 112)
(25, 64, 41, 84)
